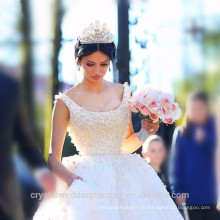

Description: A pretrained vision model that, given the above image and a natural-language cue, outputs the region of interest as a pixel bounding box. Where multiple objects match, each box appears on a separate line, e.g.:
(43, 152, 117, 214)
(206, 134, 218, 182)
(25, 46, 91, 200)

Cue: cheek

(83, 66, 93, 74)
(188, 108, 199, 119)
(152, 151, 164, 160)
(148, 152, 156, 159)
(199, 109, 208, 117)
(100, 66, 109, 74)
(189, 108, 207, 121)
(158, 152, 166, 160)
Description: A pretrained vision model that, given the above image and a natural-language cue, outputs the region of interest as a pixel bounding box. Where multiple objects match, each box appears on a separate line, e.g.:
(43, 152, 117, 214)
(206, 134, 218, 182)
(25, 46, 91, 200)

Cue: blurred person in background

(0, 70, 56, 220)
(216, 98, 220, 211)
(169, 91, 220, 220)
(141, 135, 171, 196)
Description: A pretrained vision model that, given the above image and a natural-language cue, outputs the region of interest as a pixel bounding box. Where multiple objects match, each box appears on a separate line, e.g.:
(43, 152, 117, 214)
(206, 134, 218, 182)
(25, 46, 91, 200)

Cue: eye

(101, 63, 108, 66)
(86, 63, 93, 66)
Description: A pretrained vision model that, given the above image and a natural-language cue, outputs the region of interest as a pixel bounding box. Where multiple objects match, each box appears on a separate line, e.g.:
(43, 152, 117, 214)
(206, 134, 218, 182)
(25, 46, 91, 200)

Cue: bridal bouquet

(128, 84, 181, 141)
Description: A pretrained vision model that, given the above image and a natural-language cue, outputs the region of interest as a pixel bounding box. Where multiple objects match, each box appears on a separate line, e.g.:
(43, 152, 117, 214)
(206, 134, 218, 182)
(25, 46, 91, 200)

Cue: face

(187, 99, 209, 124)
(78, 51, 110, 82)
(144, 140, 167, 165)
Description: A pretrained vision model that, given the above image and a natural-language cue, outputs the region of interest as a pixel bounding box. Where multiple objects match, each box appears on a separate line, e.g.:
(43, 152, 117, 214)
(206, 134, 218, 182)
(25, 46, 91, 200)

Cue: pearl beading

(54, 82, 131, 156)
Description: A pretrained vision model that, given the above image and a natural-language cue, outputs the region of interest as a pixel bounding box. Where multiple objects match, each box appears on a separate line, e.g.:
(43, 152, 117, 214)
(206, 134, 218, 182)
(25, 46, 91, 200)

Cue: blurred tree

(117, 0, 130, 84)
(173, 29, 220, 125)
(20, 0, 36, 135)
(173, 71, 220, 126)
(44, 0, 64, 159)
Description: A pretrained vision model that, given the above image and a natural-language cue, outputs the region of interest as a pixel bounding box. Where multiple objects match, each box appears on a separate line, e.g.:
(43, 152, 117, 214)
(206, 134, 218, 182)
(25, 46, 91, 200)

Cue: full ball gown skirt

(33, 82, 183, 220)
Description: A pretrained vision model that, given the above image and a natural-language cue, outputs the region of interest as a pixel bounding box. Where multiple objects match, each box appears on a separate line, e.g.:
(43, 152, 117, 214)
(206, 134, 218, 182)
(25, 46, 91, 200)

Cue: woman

(34, 21, 183, 220)
(216, 98, 220, 211)
(169, 91, 220, 220)
(141, 135, 171, 196)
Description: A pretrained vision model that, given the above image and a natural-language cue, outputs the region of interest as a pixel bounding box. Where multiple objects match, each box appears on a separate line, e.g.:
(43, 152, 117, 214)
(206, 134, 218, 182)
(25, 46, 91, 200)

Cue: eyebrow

(85, 59, 109, 64)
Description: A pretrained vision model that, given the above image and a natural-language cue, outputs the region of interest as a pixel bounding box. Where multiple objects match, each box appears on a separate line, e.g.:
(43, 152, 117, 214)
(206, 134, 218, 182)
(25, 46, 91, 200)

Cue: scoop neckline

(62, 82, 127, 113)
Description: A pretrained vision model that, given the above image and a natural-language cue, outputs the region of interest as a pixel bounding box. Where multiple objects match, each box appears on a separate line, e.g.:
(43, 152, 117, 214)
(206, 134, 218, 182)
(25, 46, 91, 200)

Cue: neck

(149, 162, 161, 173)
(80, 78, 107, 93)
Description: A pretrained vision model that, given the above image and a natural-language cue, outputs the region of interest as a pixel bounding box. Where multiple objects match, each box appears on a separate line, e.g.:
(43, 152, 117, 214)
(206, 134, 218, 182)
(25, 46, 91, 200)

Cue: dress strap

(54, 92, 72, 111)
(123, 82, 131, 104)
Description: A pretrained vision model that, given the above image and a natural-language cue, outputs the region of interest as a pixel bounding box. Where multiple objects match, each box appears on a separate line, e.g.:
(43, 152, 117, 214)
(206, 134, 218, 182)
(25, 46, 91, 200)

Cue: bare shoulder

(110, 81, 124, 92)
(55, 86, 80, 118)
(63, 85, 84, 103)
(53, 100, 69, 120)
(64, 84, 80, 96)
(53, 87, 79, 119)
(107, 81, 124, 99)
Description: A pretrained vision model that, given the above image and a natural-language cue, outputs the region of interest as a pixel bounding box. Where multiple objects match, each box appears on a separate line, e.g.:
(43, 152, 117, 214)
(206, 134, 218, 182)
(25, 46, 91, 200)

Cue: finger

(149, 122, 159, 129)
(142, 126, 151, 131)
(142, 125, 153, 132)
(77, 176, 83, 181)
(141, 120, 156, 125)
(142, 118, 151, 121)
(141, 119, 151, 124)
(147, 126, 159, 134)
(142, 123, 157, 129)
(141, 122, 154, 127)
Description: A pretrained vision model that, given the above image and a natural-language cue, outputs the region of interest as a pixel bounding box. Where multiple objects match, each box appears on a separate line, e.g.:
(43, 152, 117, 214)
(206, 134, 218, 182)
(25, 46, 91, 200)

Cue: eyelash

(86, 63, 108, 67)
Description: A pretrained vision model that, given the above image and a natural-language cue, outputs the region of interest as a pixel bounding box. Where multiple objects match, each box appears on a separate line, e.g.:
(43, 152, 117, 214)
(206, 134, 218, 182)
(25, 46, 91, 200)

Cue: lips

(92, 75, 101, 80)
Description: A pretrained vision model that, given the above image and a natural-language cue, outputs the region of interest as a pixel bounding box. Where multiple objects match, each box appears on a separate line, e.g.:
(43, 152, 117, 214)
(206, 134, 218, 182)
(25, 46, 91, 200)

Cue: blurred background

(0, 0, 220, 159)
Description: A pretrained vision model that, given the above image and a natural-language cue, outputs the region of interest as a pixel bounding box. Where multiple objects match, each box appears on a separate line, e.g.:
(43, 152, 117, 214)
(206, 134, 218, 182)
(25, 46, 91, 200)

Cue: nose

(94, 65, 101, 74)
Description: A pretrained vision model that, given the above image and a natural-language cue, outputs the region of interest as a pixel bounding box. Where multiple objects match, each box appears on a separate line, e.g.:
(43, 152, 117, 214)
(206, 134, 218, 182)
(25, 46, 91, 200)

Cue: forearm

(48, 154, 73, 182)
(216, 102, 220, 187)
(216, 145, 220, 185)
(122, 132, 145, 153)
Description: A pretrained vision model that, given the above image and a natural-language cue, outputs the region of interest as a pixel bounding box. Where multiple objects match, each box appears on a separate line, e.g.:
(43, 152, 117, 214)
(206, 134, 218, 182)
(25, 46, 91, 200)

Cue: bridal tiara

(79, 20, 114, 44)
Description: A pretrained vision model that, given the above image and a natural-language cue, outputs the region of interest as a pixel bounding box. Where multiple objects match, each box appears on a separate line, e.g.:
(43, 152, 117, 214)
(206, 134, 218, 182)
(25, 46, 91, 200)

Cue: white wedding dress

(33, 82, 183, 220)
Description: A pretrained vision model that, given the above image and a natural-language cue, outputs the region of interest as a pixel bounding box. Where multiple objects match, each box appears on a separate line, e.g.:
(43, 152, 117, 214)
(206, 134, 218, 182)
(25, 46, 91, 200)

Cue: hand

(195, 127, 205, 142)
(40, 172, 56, 194)
(65, 173, 83, 188)
(35, 168, 56, 194)
(141, 118, 159, 135)
(217, 199, 220, 211)
(175, 196, 187, 207)
(217, 186, 220, 211)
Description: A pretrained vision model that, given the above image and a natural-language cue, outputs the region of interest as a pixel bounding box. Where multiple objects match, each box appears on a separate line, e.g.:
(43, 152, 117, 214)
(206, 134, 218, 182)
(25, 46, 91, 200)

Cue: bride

(33, 21, 183, 220)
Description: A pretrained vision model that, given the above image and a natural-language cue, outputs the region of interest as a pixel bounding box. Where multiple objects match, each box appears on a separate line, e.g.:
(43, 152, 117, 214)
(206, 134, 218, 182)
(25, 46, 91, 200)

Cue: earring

(78, 65, 81, 71)
(109, 66, 111, 71)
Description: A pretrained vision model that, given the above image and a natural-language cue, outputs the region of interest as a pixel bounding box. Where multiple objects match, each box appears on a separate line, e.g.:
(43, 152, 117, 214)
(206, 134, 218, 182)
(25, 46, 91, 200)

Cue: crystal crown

(79, 20, 113, 44)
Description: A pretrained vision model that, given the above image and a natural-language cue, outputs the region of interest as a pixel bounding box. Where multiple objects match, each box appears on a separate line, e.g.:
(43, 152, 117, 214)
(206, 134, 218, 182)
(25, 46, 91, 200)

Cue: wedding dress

(33, 82, 183, 220)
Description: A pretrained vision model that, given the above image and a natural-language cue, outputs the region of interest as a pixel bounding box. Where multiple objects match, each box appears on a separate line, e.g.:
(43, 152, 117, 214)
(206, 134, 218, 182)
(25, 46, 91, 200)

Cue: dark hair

(180, 91, 209, 135)
(74, 37, 116, 63)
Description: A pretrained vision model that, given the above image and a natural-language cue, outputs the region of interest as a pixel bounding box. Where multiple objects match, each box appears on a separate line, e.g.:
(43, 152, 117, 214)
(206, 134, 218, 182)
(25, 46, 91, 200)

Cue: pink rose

(163, 103, 173, 115)
(129, 103, 139, 113)
(137, 103, 149, 116)
(150, 100, 158, 108)
(162, 98, 170, 104)
(149, 112, 159, 122)
(163, 118, 173, 124)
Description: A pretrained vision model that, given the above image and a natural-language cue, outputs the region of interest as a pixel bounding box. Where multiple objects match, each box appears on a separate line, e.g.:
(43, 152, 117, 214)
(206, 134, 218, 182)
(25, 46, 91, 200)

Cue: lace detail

(54, 82, 131, 156)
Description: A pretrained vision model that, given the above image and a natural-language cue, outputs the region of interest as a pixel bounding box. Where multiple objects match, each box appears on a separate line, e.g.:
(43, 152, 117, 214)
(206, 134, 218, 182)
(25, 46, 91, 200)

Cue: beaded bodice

(54, 82, 131, 156)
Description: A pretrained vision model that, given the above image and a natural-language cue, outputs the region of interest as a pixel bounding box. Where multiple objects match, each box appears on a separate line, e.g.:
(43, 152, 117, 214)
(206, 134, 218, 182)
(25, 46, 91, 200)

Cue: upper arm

(125, 110, 134, 139)
(49, 99, 70, 161)
(169, 127, 185, 192)
(170, 127, 184, 172)
(217, 99, 220, 145)
(118, 83, 133, 139)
